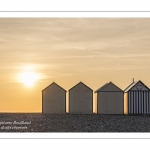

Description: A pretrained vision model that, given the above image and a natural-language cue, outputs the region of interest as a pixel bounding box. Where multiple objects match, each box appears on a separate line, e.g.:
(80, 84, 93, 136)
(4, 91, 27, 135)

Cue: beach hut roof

(124, 80, 149, 92)
(95, 81, 123, 93)
(42, 82, 67, 92)
(69, 81, 93, 91)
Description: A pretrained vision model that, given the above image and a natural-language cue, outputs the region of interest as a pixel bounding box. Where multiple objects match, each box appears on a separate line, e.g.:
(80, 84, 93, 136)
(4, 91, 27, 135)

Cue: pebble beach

(0, 113, 150, 132)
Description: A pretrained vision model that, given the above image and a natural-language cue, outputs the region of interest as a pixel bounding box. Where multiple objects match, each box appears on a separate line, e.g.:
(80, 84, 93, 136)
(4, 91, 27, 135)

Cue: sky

(1, 18, 150, 112)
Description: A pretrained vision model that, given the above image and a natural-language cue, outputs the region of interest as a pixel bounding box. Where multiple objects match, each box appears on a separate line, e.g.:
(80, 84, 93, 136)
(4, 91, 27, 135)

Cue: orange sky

(1, 18, 150, 112)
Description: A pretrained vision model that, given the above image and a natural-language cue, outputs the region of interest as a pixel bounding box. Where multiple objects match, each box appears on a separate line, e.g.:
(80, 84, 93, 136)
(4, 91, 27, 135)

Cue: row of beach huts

(42, 79, 150, 115)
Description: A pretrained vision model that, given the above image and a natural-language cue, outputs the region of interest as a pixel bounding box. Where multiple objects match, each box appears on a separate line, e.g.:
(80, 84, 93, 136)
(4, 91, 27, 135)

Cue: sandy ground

(0, 113, 150, 132)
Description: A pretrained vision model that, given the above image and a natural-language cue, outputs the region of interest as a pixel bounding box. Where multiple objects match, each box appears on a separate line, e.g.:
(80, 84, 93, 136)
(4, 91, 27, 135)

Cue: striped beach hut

(69, 81, 93, 114)
(42, 82, 66, 114)
(124, 79, 150, 114)
(95, 81, 124, 114)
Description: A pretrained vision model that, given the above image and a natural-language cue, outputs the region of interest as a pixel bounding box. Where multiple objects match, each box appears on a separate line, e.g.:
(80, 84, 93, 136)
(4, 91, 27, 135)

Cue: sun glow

(19, 71, 39, 87)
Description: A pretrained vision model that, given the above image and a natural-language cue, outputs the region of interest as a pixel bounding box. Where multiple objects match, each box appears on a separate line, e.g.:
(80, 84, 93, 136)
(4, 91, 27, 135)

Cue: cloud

(1, 18, 150, 82)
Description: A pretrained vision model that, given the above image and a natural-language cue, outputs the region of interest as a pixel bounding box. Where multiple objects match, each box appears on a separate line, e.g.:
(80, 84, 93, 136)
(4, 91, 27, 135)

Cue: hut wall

(97, 92, 124, 114)
(69, 84, 93, 114)
(128, 91, 150, 114)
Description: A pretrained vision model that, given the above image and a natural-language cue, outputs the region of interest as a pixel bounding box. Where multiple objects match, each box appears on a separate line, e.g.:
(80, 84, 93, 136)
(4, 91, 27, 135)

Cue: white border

(0, 0, 150, 11)
(1, 12, 150, 18)
(0, 2, 150, 139)
(0, 133, 150, 139)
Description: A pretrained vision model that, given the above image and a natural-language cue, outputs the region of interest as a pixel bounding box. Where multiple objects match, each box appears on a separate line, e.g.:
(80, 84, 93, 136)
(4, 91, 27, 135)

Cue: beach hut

(42, 82, 66, 114)
(124, 79, 150, 115)
(95, 81, 124, 114)
(69, 81, 93, 114)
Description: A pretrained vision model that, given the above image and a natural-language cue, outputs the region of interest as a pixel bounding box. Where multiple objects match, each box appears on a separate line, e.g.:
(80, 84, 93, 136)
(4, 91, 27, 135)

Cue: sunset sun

(19, 71, 39, 87)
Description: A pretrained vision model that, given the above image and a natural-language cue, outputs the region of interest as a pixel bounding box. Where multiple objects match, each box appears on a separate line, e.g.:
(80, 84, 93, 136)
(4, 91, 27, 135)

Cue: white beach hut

(42, 82, 66, 114)
(95, 81, 124, 114)
(69, 81, 93, 114)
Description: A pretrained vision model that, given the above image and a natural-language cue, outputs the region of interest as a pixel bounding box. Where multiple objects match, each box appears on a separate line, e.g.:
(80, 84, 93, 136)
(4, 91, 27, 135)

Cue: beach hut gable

(42, 82, 67, 92)
(95, 82, 123, 92)
(69, 81, 93, 91)
(124, 80, 149, 92)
